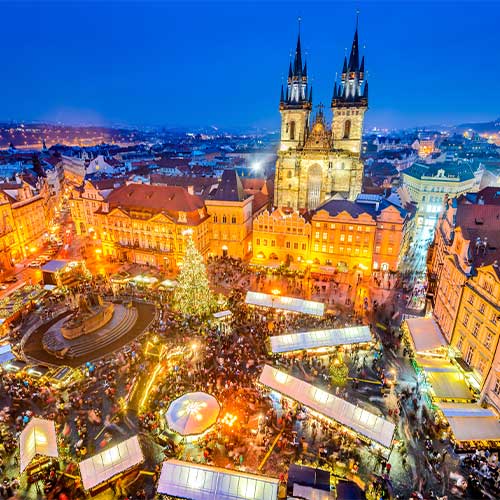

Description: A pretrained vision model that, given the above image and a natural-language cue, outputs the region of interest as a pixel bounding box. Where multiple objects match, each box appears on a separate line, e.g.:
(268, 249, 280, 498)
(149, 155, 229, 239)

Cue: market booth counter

(20, 418, 59, 482)
(157, 459, 280, 499)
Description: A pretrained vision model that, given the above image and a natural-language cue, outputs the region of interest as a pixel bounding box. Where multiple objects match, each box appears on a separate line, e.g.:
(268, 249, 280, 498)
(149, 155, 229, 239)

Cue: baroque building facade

(274, 24, 368, 211)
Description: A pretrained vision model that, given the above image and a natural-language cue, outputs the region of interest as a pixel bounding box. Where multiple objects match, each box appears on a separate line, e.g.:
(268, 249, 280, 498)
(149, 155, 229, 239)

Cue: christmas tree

(329, 354, 349, 387)
(173, 234, 215, 317)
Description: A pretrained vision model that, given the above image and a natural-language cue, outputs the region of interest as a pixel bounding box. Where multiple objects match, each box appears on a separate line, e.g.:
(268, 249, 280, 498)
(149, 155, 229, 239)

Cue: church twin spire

(280, 16, 368, 108)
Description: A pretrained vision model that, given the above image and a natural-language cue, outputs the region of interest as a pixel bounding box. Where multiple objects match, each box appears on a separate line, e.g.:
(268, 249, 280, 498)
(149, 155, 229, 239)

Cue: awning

(20, 417, 58, 473)
(259, 365, 395, 449)
(0, 344, 15, 365)
(270, 326, 372, 354)
(245, 291, 324, 317)
(43, 284, 57, 291)
(157, 459, 280, 500)
(418, 357, 475, 401)
(438, 403, 500, 442)
(405, 317, 447, 353)
(79, 435, 144, 490)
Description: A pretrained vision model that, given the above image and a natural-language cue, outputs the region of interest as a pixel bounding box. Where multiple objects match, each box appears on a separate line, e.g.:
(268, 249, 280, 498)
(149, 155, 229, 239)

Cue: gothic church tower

(274, 20, 368, 211)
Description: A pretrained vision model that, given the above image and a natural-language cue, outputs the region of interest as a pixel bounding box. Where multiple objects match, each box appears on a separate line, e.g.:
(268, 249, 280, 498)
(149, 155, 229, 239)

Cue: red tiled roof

(106, 183, 207, 225)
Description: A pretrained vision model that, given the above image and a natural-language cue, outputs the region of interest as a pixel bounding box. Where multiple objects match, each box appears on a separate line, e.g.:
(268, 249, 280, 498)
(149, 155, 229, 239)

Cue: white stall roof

(270, 326, 372, 354)
(438, 403, 500, 442)
(20, 417, 58, 473)
(245, 291, 324, 317)
(259, 365, 395, 449)
(0, 344, 14, 365)
(157, 459, 280, 500)
(405, 317, 447, 353)
(79, 435, 143, 490)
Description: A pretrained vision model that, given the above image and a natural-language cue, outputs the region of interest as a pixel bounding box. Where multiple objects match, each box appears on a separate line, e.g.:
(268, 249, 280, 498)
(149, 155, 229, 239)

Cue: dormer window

(178, 212, 187, 223)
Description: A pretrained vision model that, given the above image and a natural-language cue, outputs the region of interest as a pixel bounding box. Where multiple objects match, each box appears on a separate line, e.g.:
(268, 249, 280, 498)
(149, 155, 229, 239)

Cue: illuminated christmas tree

(173, 234, 215, 317)
(329, 354, 349, 387)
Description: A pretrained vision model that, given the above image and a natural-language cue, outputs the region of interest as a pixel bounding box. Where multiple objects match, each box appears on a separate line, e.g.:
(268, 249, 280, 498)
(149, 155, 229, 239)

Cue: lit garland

(173, 235, 215, 317)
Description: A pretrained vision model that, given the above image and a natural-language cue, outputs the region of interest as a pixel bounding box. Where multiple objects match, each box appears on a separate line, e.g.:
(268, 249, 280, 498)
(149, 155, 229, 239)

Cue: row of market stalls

(21, 418, 364, 499)
(403, 316, 500, 450)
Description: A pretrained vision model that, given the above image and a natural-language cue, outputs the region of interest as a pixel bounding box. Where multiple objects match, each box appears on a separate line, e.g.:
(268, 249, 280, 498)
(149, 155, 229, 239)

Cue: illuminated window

(314, 243, 319, 251)
(485, 333, 493, 349)
(494, 378, 500, 396)
(340, 234, 345, 242)
(472, 322, 480, 337)
(462, 312, 469, 327)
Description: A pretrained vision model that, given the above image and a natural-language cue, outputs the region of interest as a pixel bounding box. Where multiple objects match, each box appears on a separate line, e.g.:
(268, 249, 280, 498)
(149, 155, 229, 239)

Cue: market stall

(41, 260, 90, 288)
(259, 365, 395, 450)
(157, 459, 280, 500)
(402, 317, 447, 356)
(20, 417, 58, 474)
(78, 435, 144, 491)
(245, 291, 324, 317)
(270, 326, 372, 354)
(437, 403, 500, 450)
(416, 357, 475, 403)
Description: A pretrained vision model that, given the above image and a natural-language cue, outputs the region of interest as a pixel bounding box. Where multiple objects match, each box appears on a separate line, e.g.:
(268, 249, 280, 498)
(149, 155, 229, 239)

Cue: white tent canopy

(270, 326, 372, 354)
(20, 417, 58, 473)
(259, 365, 395, 449)
(79, 435, 143, 490)
(166, 392, 220, 436)
(438, 403, 500, 442)
(245, 291, 324, 317)
(157, 459, 280, 500)
(405, 317, 447, 353)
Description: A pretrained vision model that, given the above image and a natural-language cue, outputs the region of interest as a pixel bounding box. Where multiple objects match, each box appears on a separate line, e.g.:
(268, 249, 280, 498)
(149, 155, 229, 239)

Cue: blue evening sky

(2, 1, 498, 130)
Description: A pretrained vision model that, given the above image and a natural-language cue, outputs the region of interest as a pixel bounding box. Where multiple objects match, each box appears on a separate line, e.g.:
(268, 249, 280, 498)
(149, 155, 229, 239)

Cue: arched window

(290, 121, 296, 140)
(343, 119, 351, 139)
(287, 171, 292, 179)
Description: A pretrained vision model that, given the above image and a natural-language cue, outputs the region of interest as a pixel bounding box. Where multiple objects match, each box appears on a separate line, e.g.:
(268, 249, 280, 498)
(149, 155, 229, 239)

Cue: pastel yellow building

(451, 264, 500, 392)
(205, 170, 254, 259)
(95, 183, 211, 271)
(253, 209, 311, 265)
(0, 178, 51, 261)
(252, 197, 410, 275)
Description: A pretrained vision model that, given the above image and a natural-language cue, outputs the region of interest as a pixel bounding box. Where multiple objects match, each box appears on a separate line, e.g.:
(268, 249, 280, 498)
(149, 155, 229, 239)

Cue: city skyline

(2, 1, 499, 130)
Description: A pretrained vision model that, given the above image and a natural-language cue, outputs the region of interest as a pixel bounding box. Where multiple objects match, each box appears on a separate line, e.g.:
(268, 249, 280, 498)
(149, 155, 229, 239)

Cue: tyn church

(274, 21, 368, 211)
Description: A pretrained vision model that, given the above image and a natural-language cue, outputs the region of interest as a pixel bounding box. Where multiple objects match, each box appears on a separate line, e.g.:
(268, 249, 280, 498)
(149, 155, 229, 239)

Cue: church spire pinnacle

(348, 13, 360, 73)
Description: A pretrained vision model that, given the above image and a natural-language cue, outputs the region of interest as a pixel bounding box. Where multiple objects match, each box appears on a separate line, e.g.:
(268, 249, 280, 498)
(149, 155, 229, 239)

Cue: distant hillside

(454, 118, 500, 134)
